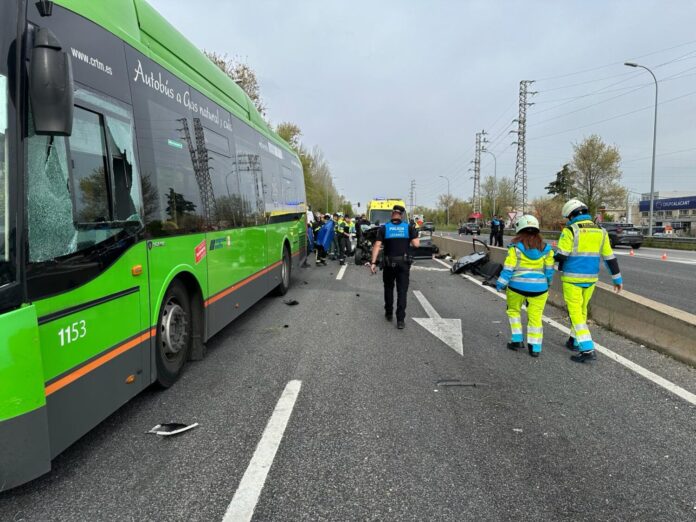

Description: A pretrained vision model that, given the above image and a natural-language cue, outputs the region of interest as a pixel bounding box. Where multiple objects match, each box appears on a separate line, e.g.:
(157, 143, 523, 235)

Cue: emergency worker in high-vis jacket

(496, 215, 555, 357)
(554, 199, 623, 363)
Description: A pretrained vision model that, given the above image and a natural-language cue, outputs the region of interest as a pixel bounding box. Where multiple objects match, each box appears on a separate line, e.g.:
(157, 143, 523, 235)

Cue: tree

(204, 51, 266, 116)
(571, 135, 626, 216)
(496, 177, 515, 214)
(530, 196, 564, 230)
(481, 175, 515, 218)
(276, 122, 302, 149)
(545, 163, 576, 199)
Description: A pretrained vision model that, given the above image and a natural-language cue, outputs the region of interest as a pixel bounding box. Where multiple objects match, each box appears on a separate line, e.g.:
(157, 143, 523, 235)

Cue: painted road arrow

(412, 290, 463, 356)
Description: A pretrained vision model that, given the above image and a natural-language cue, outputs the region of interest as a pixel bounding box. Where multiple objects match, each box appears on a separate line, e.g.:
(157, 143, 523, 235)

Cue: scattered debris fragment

(148, 422, 199, 436)
(356, 293, 360, 297)
(513, 428, 523, 433)
(283, 324, 289, 328)
(283, 299, 299, 306)
(436, 379, 489, 387)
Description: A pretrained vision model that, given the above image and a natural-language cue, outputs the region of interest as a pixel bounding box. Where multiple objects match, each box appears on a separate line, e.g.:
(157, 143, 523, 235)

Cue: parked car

(421, 222, 435, 233)
(600, 222, 643, 249)
(458, 222, 481, 235)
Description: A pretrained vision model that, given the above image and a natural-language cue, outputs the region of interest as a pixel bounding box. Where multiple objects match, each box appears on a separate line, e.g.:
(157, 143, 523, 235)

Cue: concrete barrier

(432, 234, 696, 367)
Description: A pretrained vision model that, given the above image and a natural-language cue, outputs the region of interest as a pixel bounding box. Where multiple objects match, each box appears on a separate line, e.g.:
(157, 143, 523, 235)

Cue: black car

(600, 222, 643, 249)
(458, 222, 481, 235)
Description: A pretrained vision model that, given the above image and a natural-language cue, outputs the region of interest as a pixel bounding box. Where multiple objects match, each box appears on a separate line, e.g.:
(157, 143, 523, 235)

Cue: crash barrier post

(432, 235, 696, 367)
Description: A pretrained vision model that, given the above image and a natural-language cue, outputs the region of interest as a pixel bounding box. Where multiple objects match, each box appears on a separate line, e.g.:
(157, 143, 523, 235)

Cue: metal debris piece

(147, 422, 199, 436)
(283, 299, 299, 306)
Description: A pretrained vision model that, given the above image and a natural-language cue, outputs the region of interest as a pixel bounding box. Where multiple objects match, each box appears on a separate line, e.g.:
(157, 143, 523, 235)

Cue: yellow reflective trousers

(506, 289, 549, 352)
(562, 282, 596, 351)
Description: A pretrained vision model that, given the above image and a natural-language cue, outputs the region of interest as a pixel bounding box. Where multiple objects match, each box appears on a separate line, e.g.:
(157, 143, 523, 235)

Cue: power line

(534, 38, 696, 83)
(528, 87, 696, 142)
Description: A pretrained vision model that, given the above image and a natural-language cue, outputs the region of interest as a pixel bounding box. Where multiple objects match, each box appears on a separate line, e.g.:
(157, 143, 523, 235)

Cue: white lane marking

(223, 380, 303, 522)
(336, 264, 348, 280)
(446, 266, 696, 407)
(411, 266, 449, 272)
(412, 290, 463, 355)
(613, 250, 696, 265)
(413, 290, 441, 318)
(540, 316, 696, 405)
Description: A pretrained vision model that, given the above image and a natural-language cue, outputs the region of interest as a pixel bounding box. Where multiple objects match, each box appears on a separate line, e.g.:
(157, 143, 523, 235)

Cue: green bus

(0, 0, 307, 490)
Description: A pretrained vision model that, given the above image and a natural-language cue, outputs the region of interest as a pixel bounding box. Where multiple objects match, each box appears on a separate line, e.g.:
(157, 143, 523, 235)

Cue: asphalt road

(441, 231, 696, 314)
(1, 258, 695, 521)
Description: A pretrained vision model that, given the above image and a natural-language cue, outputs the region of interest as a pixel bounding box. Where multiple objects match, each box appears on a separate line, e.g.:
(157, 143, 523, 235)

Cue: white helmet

(515, 215, 540, 233)
(562, 199, 588, 218)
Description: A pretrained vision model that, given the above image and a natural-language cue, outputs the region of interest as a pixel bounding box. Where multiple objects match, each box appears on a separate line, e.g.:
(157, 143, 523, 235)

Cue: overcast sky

(150, 0, 696, 208)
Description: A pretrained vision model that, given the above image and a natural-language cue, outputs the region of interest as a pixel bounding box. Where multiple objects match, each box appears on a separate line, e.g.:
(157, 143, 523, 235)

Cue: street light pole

(439, 175, 451, 226)
(625, 61, 658, 237)
(482, 149, 497, 216)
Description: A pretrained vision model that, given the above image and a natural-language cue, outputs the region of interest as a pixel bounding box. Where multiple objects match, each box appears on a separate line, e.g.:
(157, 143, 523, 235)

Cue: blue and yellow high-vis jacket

(496, 242, 555, 294)
(554, 214, 623, 286)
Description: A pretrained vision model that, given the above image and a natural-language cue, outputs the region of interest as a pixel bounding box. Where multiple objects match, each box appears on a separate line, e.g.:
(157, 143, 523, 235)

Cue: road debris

(283, 299, 299, 306)
(147, 422, 199, 436)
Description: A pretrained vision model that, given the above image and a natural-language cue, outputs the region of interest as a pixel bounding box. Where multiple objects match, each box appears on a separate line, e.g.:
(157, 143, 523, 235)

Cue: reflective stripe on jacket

(497, 242, 555, 293)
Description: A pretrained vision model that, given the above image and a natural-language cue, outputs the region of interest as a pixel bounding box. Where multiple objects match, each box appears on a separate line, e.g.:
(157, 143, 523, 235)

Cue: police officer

(555, 199, 623, 363)
(369, 205, 420, 329)
(489, 215, 500, 246)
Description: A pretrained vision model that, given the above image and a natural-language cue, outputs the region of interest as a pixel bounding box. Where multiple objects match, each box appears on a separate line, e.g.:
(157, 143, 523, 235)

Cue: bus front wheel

(156, 281, 192, 387)
(274, 247, 292, 296)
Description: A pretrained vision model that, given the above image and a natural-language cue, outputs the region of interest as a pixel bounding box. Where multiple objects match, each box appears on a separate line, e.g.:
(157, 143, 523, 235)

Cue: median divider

(432, 234, 696, 367)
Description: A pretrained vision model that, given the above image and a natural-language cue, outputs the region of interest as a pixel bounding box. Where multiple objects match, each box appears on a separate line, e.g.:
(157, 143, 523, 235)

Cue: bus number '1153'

(58, 320, 87, 347)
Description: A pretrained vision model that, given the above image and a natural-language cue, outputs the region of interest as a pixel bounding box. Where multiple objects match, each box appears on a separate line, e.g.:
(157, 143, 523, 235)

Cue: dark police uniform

(376, 218, 418, 324)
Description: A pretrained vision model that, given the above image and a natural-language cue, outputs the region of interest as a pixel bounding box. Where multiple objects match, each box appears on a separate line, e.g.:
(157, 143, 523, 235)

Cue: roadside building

(639, 191, 696, 235)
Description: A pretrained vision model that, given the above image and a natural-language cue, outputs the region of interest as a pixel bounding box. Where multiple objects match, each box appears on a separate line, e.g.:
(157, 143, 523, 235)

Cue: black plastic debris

(283, 299, 299, 306)
(436, 380, 488, 387)
(283, 324, 289, 328)
(356, 293, 360, 297)
(147, 422, 199, 436)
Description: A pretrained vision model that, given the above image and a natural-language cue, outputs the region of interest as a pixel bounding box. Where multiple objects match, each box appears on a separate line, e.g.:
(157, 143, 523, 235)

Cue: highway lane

(1, 259, 695, 520)
(438, 231, 696, 314)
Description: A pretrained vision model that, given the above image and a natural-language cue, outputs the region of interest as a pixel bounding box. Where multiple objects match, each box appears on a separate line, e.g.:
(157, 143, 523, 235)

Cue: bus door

(25, 87, 149, 457)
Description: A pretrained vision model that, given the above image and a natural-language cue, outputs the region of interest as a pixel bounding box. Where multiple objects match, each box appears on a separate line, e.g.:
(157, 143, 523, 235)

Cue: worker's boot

(570, 350, 597, 363)
(528, 344, 541, 358)
(397, 320, 405, 330)
(565, 336, 579, 351)
(507, 341, 523, 351)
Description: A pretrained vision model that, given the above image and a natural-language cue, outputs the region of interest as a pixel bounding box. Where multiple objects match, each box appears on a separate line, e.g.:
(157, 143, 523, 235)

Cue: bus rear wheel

(156, 281, 192, 387)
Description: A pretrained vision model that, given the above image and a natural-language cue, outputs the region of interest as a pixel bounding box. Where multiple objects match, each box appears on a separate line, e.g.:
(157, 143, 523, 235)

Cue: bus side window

(27, 89, 144, 264)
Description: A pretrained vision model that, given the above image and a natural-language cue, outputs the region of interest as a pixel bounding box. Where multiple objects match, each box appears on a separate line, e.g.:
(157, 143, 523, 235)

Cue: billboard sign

(639, 195, 696, 212)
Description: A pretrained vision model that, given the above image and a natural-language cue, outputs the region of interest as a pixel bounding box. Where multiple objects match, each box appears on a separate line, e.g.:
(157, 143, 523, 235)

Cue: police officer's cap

(392, 205, 406, 214)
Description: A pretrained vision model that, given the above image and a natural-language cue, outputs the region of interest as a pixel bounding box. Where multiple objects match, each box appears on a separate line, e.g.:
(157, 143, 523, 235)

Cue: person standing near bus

(496, 216, 555, 357)
(315, 214, 335, 266)
(555, 199, 623, 363)
(369, 205, 419, 329)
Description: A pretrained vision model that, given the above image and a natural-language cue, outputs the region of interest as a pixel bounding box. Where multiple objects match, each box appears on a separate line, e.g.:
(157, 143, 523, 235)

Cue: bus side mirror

(29, 27, 73, 136)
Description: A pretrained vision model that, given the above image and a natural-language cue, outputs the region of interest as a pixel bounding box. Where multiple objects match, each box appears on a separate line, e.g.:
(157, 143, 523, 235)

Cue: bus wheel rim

(162, 300, 187, 356)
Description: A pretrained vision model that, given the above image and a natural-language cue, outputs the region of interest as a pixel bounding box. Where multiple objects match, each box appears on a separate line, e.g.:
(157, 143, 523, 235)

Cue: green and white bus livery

(0, 0, 307, 490)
